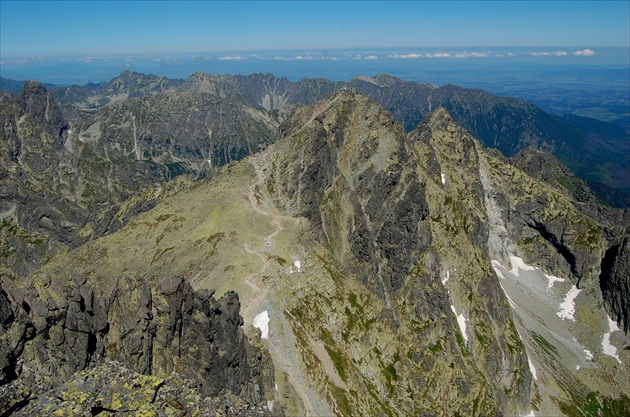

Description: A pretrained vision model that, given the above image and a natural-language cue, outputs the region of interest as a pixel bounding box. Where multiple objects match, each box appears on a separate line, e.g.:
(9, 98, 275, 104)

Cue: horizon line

(3, 45, 629, 61)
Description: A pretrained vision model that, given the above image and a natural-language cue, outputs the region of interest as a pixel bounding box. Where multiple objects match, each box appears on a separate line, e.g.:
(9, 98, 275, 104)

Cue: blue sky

(1, 0, 629, 59)
(1, 1, 628, 85)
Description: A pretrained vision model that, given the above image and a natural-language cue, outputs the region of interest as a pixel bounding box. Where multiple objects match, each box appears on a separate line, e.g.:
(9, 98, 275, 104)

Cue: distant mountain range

(9, 70, 624, 206)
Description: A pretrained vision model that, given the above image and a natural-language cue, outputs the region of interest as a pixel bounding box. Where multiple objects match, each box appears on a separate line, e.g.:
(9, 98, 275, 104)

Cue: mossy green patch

(531, 331, 559, 357)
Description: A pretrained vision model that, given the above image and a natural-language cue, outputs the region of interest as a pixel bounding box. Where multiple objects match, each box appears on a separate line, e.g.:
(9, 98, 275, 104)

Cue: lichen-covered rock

(0, 272, 274, 414)
(8, 361, 272, 417)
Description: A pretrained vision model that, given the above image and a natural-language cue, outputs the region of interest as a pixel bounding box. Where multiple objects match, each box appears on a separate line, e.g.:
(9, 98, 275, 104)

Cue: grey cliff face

(599, 237, 630, 332)
(268, 89, 431, 296)
(1, 83, 89, 277)
(264, 94, 532, 414)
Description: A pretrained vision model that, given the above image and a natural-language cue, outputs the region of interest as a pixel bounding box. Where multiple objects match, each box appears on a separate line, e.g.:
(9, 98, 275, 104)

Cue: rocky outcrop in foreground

(0, 273, 274, 415)
(1, 361, 272, 416)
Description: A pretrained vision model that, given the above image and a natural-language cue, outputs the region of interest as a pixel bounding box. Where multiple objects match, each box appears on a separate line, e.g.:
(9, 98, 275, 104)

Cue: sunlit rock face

(1, 86, 628, 416)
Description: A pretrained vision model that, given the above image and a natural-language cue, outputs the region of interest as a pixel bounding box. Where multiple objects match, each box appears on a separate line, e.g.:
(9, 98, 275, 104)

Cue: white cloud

(574, 49, 595, 56)
(390, 53, 423, 59)
(507, 52, 515, 57)
(389, 51, 497, 59)
(218, 55, 245, 61)
(273, 55, 314, 61)
(529, 49, 594, 57)
(364, 55, 378, 60)
(454, 52, 488, 58)
(321, 56, 339, 61)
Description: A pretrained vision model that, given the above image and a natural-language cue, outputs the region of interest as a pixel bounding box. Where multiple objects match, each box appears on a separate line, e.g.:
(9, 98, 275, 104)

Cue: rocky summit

(0, 78, 629, 416)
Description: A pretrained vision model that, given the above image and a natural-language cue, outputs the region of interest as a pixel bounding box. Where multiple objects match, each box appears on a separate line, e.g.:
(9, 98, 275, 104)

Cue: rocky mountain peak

(18, 81, 52, 118)
(412, 106, 478, 159)
(331, 86, 360, 100)
(353, 73, 402, 87)
(511, 147, 596, 203)
(14, 80, 67, 147)
(181, 72, 222, 94)
(112, 69, 158, 84)
(424, 105, 455, 124)
(20, 80, 47, 96)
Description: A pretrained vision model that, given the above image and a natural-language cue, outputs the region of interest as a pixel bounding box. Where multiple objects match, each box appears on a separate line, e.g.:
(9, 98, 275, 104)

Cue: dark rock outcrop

(600, 238, 630, 332)
(268, 89, 431, 296)
(0, 273, 274, 414)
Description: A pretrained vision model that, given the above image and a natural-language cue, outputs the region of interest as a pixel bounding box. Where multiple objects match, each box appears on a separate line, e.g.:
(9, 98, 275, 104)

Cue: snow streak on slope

(557, 285, 582, 321)
(528, 357, 537, 380)
(602, 315, 622, 363)
(253, 310, 270, 339)
(451, 304, 469, 343)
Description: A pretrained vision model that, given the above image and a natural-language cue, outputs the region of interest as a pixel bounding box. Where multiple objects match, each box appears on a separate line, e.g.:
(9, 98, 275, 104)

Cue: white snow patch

(253, 310, 270, 339)
(491, 261, 518, 308)
(544, 272, 565, 288)
(441, 173, 446, 184)
(557, 285, 582, 321)
(506, 255, 566, 288)
(528, 357, 538, 380)
(576, 365, 580, 370)
(491, 260, 507, 280)
(442, 270, 450, 286)
(451, 304, 468, 342)
(584, 349, 593, 361)
(503, 289, 519, 309)
(508, 255, 536, 276)
(294, 260, 302, 273)
(602, 315, 622, 363)
(524, 411, 536, 417)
